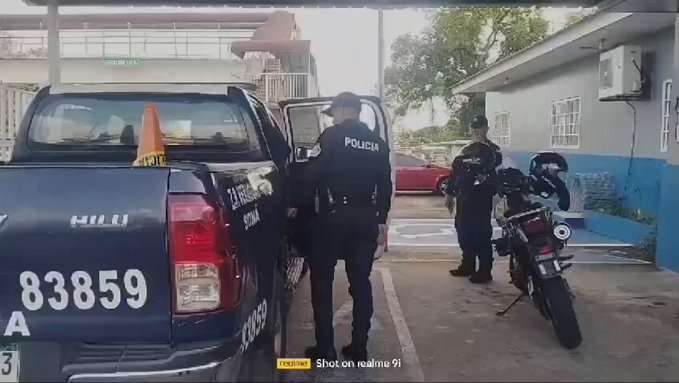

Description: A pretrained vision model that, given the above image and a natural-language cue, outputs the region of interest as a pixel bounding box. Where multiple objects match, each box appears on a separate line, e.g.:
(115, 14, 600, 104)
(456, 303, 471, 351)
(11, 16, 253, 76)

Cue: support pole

(377, 8, 385, 100)
(47, 0, 61, 85)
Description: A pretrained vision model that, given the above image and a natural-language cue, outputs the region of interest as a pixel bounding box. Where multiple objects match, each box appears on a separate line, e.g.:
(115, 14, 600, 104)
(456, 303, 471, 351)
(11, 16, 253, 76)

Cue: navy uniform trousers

(455, 197, 494, 273)
(309, 205, 379, 352)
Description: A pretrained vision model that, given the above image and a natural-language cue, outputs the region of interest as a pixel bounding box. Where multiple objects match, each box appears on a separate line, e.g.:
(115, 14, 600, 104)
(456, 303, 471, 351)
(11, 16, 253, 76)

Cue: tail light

(169, 194, 241, 314)
(536, 245, 555, 259)
(520, 215, 547, 236)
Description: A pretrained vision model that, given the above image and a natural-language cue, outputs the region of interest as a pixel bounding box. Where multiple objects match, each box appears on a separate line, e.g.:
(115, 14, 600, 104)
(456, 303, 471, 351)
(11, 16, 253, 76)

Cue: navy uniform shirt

(303, 119, 392, 224)
(445, 140, 502, 216)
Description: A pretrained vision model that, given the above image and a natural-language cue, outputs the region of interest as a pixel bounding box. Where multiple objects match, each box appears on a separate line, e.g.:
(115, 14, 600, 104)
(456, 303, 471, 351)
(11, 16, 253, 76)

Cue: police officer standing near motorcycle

(445, 115, 502, 284)
(302, 92, 392, 363)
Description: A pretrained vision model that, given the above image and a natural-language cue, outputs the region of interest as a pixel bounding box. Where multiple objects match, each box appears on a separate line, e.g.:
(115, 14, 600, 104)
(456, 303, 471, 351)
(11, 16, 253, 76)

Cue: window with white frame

(551, 97, 581, 148)
(661, 80, 672, 152)
(493, 112, 510, 146)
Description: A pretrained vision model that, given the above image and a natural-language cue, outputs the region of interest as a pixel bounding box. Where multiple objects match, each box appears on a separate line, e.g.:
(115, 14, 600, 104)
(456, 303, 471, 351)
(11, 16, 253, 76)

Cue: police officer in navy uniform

(445, 115, 502, 284)
(302, 92, 392, 362)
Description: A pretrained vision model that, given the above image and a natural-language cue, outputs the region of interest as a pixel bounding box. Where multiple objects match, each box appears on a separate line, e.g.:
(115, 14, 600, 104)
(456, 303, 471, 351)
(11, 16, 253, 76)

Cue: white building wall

(486, 27, 675, 160)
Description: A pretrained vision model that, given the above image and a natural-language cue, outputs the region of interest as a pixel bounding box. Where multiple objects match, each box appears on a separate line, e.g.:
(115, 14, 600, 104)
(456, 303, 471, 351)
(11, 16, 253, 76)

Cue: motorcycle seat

(504, 202, 544, 218)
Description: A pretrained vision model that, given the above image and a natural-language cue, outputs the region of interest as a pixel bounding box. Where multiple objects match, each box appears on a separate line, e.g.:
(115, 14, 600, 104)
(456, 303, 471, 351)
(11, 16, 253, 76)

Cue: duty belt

(328, 191, 374, 207)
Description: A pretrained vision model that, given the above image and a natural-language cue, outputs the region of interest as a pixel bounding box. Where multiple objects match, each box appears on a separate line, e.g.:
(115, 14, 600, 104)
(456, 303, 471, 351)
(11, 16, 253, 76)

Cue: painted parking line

(378, 258, 651, 265)
(378, 267, 424, 382)
(388, 241, 635, 248)
(389, 218, 634, 248)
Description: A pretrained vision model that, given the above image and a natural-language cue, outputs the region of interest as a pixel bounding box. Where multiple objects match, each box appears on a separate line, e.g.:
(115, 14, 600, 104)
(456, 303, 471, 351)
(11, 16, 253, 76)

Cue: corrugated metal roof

(22, 0, 600, 7)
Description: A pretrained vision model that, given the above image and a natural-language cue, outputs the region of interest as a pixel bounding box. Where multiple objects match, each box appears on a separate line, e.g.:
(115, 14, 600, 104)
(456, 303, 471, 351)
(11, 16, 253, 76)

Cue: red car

(395, 153, 451, 194)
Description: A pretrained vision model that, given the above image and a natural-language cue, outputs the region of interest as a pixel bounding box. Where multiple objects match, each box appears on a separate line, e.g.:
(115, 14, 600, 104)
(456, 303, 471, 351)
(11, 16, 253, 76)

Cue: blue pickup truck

(0, 83, 392, 382)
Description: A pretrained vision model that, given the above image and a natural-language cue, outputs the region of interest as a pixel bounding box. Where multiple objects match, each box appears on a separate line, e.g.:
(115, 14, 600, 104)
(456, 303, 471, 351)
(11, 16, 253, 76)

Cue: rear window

(29, 94, 262, 153)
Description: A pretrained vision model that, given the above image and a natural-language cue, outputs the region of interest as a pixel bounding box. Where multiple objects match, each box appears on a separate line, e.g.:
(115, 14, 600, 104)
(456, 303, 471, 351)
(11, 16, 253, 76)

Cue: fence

(0, 85, 36, 162)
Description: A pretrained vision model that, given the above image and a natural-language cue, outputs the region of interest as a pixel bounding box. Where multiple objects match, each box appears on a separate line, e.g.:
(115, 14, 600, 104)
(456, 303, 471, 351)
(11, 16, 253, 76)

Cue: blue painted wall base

(656, 162, 679, 272)
(503, 151, 664, 217)
(503, 150, 678, 271)
(584, 211, 654, 246)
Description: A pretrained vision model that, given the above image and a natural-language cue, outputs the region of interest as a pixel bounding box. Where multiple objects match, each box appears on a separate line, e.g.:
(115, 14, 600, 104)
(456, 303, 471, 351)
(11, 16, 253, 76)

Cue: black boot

(304, 345, 337, 362)
(469, 270, 492, 284)
(341, 343, 367, 363)
(449, 263, 473, 277)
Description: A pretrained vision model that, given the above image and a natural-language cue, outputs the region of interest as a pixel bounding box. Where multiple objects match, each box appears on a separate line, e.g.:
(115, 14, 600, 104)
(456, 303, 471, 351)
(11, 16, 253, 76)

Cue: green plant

(385, 8, 549, 127)
(596, 199, 656, 225)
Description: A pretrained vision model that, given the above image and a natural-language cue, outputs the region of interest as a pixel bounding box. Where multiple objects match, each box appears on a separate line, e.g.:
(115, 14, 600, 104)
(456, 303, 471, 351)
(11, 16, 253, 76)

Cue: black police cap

(470, 114, 489, 129)
(322, 92, 362, 116)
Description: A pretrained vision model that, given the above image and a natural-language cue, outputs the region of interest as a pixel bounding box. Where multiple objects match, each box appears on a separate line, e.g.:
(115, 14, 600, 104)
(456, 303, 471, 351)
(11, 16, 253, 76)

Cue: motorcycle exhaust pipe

(558, 254, 574, 261)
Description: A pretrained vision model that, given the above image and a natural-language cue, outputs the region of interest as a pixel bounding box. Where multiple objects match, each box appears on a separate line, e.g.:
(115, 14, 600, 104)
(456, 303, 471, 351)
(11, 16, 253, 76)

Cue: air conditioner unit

(598, 45, 642, 101)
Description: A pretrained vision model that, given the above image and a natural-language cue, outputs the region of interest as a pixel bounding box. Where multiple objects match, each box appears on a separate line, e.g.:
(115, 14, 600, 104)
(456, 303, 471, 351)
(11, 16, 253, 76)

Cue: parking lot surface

(282, 195, 679, 382)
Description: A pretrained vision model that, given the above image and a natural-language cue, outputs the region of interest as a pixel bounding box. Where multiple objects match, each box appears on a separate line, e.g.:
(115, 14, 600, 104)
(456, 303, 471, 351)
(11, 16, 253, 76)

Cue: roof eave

(451, 11, 635, 94)
(453, 10, 678, 93)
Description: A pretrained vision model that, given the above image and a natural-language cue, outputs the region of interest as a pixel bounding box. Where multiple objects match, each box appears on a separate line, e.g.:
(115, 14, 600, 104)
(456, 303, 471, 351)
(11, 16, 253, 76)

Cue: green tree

(564, 8, 597, 27)
(386, 8, 549, 134)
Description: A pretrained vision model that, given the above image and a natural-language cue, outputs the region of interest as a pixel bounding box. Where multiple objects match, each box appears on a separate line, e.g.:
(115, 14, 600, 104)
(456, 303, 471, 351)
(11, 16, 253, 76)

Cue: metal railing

(0, 85, 36, 162)
(0, 29, 254, 60)
(250, 73, 319, 103)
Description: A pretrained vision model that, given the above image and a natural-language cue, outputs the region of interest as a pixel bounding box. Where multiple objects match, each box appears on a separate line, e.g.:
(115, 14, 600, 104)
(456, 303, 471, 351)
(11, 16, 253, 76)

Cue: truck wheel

(272, 272, 288, 359)
(542, 277, 582, 349)
(236, 273, 287, 382)
(265, 272, 288, 381)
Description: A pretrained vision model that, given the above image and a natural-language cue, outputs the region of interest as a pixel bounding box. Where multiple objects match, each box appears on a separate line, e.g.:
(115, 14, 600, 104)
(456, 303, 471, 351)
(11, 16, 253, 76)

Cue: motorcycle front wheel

(542, 277, 582, 349)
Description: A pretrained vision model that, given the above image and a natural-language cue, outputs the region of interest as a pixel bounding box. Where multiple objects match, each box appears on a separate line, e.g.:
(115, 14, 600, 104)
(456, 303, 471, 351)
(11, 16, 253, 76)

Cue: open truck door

(279, 96, 395, 257)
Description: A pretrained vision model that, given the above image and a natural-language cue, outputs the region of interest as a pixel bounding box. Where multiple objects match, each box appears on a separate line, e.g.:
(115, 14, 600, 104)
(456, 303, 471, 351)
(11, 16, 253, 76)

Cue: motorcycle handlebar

(496, 171, 570, 212)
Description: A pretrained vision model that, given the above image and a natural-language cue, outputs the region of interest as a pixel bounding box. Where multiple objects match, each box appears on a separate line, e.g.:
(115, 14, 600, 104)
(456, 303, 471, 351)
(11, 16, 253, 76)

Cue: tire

(542, 277, 582, 349)
(437, 178, 450, 195)
(273, 274, 288, 360)
(237, 273, 287, 382)
(266, 272, 288, 381)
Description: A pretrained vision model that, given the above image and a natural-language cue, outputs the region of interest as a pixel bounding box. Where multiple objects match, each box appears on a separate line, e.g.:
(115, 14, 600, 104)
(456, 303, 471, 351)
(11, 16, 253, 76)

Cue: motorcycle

(492, 152, 582, 349)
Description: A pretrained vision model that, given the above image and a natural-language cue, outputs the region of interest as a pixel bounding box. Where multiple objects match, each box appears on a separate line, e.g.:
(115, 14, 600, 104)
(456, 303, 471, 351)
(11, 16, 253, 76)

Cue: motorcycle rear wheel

(542, 277, 582, 349)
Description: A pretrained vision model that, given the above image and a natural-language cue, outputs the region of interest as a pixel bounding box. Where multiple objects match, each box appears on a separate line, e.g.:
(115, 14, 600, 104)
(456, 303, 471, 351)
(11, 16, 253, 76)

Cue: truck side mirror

(295, 146, 309, 161)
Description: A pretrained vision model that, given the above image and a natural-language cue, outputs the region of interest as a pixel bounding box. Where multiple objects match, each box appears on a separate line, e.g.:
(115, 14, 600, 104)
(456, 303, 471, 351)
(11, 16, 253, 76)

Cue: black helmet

(470, 114, 489, 130)
(529, 152, 570, 211)
(497, 167, 529, 193)
(529, 152, 568, 178)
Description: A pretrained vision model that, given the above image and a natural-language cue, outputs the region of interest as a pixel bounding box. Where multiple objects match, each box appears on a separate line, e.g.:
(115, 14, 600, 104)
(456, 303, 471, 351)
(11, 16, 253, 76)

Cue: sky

(0, 0, 581, 130)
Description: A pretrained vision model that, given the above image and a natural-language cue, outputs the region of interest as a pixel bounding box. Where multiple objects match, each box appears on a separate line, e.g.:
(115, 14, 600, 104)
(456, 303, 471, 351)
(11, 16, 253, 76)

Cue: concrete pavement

(389, 218, 637, 250)
(281, 195, 679, 382)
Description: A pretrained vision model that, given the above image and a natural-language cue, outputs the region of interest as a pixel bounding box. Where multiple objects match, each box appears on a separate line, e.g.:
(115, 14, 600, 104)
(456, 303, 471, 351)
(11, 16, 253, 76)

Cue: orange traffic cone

(133, 105, 167, 167)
